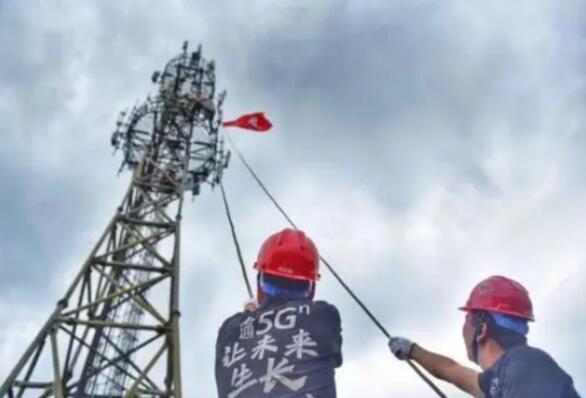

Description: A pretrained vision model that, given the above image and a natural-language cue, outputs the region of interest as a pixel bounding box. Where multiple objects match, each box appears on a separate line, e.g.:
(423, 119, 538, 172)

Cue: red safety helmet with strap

(459, 275, 535, 321)
(255, 228, 320, 282)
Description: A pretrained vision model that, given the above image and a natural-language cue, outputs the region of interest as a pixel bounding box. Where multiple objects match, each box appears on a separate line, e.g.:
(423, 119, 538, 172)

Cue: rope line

(224, 132, 448, 398)
(224, 134, 298, 229)
(220, 181, 253, 299)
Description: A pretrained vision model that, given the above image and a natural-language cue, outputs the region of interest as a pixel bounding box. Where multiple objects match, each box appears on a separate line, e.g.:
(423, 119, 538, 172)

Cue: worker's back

(215, 297, 342, 398)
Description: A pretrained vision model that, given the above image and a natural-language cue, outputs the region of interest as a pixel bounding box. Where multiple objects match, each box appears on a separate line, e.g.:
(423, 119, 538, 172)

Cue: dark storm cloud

(204, 0, 559, 208)
(0, 2, 80, 292)
(0, 1, 128, 295)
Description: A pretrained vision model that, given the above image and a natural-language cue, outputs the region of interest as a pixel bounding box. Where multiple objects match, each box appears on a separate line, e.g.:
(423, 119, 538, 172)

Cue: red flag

(222, 112, 273, 132)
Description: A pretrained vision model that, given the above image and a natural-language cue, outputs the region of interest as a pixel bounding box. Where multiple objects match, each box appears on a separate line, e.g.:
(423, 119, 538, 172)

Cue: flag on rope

(222, 112, 273, 132)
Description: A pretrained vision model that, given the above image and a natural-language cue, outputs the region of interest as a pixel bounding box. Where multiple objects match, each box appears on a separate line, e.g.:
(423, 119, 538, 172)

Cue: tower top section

(111, 41, 229, 196)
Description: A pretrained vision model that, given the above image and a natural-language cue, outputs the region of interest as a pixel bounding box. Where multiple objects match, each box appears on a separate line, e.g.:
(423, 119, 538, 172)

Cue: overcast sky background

(0, 0, 584, 396)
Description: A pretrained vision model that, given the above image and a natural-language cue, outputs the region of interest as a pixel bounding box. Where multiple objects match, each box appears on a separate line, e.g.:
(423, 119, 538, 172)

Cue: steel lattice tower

(1, 41, 229, 398)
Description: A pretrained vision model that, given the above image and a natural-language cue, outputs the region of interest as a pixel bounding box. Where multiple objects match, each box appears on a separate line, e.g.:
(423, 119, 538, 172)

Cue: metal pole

(50, 328, 65, 398)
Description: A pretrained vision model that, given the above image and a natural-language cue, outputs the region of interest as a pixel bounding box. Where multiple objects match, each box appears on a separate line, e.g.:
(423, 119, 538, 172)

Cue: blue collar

(492, 313, 529, 335)
(260, 280, 310, 300)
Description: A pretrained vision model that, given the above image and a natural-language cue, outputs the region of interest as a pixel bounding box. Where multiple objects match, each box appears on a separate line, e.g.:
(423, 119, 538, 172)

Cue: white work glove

(243, 298, 259, 312)
(388, 337, 414, 360)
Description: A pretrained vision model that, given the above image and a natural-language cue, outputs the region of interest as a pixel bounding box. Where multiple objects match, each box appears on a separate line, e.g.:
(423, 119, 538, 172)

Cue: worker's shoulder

(218, 310, 250, 332)
(311, 300, 341, 320)
(506, 345, 555, 363)
(266, 298, 340, 319)
(503, 345, 569, 377)
(311, 299, 340, 311)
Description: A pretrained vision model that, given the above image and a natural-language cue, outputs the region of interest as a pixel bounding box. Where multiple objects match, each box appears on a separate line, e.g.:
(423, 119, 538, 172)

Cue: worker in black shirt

(215, 228, 343, 398)
(389, 275, 581, 398)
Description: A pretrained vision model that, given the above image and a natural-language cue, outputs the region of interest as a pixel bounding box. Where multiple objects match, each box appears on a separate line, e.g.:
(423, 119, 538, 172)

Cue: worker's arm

(389, 337, 484, 398)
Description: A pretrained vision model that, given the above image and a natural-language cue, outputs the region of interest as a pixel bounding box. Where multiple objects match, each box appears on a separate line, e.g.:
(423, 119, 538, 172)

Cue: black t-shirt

(478, 345, 581, 398)
(215, 298, 342, 398)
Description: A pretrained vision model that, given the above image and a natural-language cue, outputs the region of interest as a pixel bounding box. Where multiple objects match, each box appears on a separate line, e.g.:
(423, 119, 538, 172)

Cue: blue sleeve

(478, 370, 493, 396)
(317, 301, 343, 368)
(215, 312, 246, 396)
(329, 304, 343, 367)
(562, 381, 582, 398)
(215, 315, 235, 359)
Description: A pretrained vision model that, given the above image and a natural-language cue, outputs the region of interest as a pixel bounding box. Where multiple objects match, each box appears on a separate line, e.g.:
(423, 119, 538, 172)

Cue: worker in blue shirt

(389, 275, 581, 398)
(215, 228, 343, 398)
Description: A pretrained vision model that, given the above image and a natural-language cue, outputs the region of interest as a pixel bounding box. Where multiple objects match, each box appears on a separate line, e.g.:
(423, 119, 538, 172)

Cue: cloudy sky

(0, 0, 584, 396)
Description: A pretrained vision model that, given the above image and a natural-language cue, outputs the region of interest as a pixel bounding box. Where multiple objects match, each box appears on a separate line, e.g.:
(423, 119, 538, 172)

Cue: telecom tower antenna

(1, 41, 229, 397)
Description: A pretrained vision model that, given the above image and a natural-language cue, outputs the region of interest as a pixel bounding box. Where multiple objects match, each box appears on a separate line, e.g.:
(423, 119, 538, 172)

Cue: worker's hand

(243, 298, 259, 312)
(388, 337, 414, 360)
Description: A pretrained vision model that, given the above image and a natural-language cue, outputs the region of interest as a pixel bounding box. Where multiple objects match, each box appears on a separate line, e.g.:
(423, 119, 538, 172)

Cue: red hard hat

(459, 275, 535, 321)
(255, 228, 320, 282)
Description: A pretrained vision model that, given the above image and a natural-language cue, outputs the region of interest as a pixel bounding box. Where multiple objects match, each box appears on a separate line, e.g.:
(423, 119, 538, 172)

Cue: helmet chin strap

(256, 274, 313, 303)
(472, 312, 487, 364)
(472, 323, 481, 364)
(257, 284, 266, 304)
